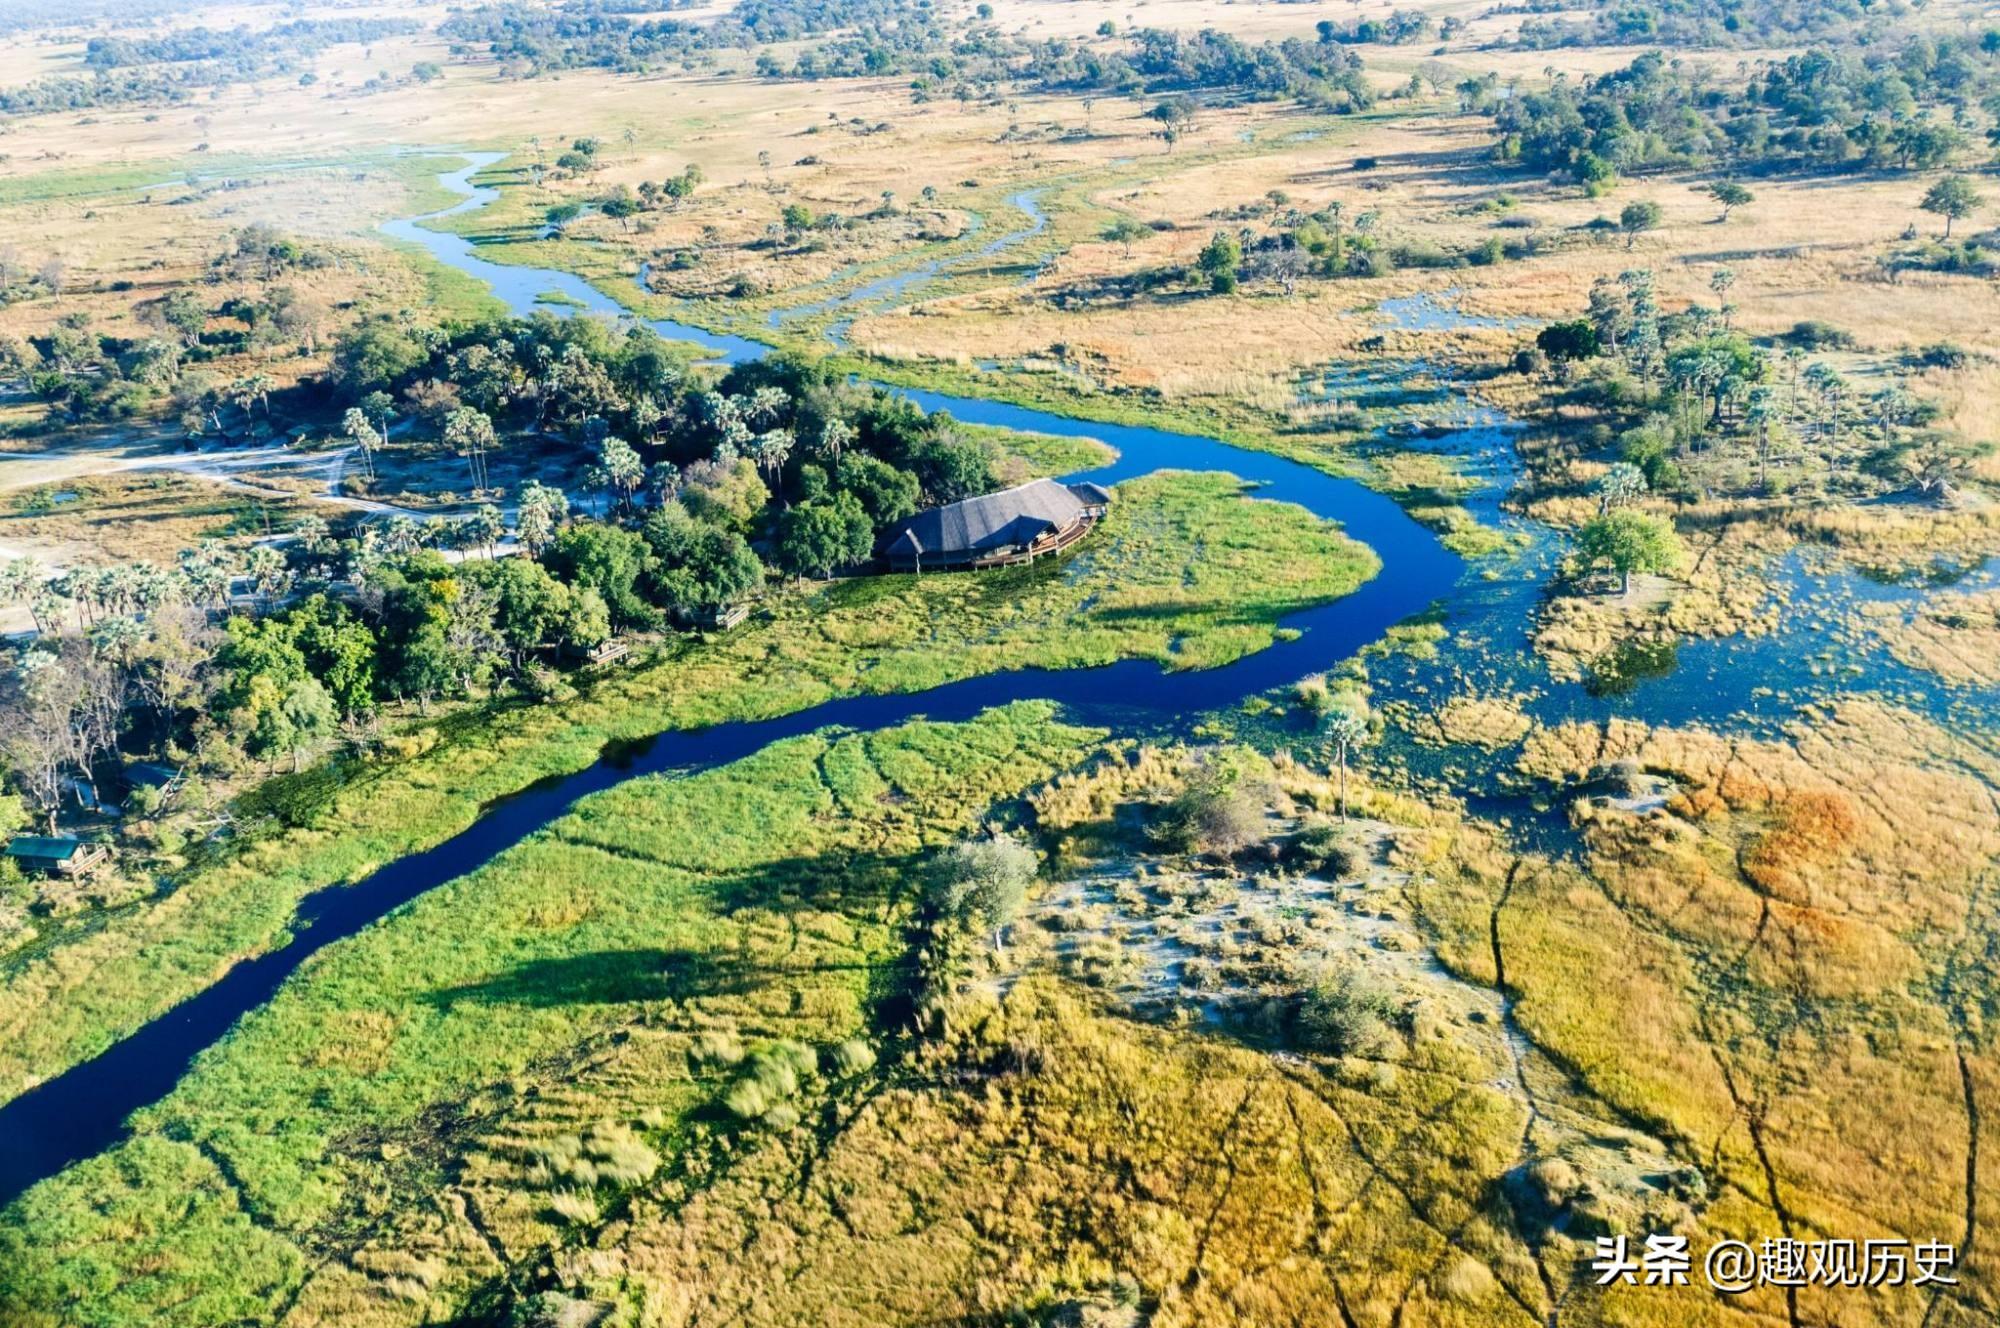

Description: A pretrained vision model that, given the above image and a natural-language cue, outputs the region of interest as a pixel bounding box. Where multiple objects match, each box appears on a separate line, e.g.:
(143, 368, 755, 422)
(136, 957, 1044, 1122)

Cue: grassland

(1, 4, 1999, 1325)
(0, 470, 1376, 1107)
(0, 701, 1104, 1327)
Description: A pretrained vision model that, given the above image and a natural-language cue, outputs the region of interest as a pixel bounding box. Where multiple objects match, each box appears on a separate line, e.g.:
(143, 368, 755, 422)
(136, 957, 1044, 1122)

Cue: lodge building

(881, 477, 1113, 572)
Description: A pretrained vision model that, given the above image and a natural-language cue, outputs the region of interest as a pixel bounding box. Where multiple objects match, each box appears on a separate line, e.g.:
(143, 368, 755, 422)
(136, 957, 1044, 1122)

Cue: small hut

(7, 836, 109, 879)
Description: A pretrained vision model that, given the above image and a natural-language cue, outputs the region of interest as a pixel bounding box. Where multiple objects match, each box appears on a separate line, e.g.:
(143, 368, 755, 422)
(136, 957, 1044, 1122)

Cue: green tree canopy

(1576, 508, 1684, 596)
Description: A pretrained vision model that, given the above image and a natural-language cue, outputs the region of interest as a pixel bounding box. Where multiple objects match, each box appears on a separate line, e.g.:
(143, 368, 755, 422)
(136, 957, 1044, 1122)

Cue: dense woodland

(0, 16, 418, 116)
(1479, 38, 2000, 186)
(0, 306, 1040, 839)
(1501, 0, 1874, 50)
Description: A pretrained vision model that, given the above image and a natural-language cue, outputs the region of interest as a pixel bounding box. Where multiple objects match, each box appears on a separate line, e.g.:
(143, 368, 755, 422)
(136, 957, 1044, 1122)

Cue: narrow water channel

(0, 153, 1462, 1206)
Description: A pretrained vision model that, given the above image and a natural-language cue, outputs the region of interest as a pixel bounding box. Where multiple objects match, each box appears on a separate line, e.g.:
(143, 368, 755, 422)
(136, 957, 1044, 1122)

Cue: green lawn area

(0, 470, 1376, 1113)
(0, 703, 1102, 1327)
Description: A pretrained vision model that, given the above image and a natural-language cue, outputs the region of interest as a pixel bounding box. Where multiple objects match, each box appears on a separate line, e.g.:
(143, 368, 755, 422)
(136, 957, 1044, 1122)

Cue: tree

(1149, 98, 1192, 152)
(600, 191, 639, 232)
(517, 481, 571, 557)
(595, 436, 644, 514)
(642, 502, 763, 618)
(1198, 231, 1241, 294)
(1921, 174, 1983, 239)
(834, 452, 919, 525)
(464, 504, 505, 558)
(1598, 461, 1648, 513)
(442, 407, 498, 492)
(1619, 200, 1663, 241)
(1102, 216, 1149, 258)
(772, 492, 872, 581)
(141, 288, 207, 350)
(332, 319, 426, 395)
(478, 557, 573, 663)
(244, 545, 292, 608)
(545, 523, 657, 628)
(0, 652, 89, 832)
(276, 676, 338, 772)
(680, 455, 768, 532)
(750, 428, 795, 493)
(287, 595, 376, 718)
(1319, 701, 1371, 820)
(927, 834, 1037, 952)
(1708, 181, 1754, 222)
(1576, 509, 1684, 597)
(1536, 320, 1600, 366)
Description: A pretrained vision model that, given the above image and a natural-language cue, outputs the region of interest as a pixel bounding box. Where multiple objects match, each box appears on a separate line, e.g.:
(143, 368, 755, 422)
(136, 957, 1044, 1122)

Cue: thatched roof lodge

(881, 478, 1112, 572)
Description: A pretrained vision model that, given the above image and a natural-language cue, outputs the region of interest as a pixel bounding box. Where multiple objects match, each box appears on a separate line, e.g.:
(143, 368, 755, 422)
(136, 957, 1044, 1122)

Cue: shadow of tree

(424, 948, 758, 1009)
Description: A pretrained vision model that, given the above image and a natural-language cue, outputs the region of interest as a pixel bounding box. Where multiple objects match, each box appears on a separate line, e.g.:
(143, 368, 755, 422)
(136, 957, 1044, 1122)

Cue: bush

(1783, 320, 1855, 351)
(1392, 241, 1458, 269)
(1291, 818, 1362, 877)
(1295, 960, 1401, 1057)
(691, 1027, 744, 1065)
(1150, 764, 1269, 856)
(546, 1190, 599, 1224)
(828, 1037, 877, 1076)
(1912, 340, 1972, 369)
(722, 1042, 815, 1120)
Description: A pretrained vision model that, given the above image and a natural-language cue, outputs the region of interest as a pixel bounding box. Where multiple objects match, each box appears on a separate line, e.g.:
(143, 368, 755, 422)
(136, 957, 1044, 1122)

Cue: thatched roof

(882, 478, 1109, 559)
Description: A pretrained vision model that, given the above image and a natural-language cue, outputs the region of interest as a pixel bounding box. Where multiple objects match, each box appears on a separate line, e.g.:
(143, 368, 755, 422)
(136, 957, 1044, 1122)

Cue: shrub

(585, 1124, 659, 1185)
(1912, 340, 1971, 369)
(1295, 960, 1401, 1057)
(1783, 320, 1855, 351)
(690, 1027, 744, 1066)
(1150, 765, 1269, 856)
(721, 1041, 817, 1120)
(1291, 818, 1362, 877)
(828, 1038, 877, 1076)
(1292, 676, 1336, 717)
(547, 1190, 599, 1225)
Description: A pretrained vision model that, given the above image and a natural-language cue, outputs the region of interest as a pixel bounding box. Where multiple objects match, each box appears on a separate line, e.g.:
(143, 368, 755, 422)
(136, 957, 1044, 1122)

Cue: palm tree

(443, 407, 498, 493)
(752, 428, 794, 493)
(465, 504, 505, 559)
(382, 516, 425, 557)
(599, 437, 644, 514)
(814, 417, 853, 466)
(342, 407, 379, 478)
(744, 386, 789, 429)
(244, 546, 292, 609)
(1320, 703, 1371, 821)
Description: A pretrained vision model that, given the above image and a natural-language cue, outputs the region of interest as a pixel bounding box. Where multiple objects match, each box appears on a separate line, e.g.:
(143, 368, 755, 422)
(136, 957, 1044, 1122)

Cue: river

(0, 153, 1463, 1205)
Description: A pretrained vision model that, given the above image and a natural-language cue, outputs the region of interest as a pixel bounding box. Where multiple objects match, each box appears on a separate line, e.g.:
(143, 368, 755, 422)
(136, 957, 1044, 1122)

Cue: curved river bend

(0, 154, 1462, 1205)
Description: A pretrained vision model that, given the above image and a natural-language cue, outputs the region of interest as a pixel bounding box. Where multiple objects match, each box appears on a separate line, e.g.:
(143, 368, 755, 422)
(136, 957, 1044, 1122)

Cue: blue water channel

(0, 154, 1463, 1204)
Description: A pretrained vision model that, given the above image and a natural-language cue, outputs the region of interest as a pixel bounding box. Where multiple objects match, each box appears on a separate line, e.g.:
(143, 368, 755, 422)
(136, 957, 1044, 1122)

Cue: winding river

(7, 147, 1995, 1209)
(0, 155, 1462, 1205)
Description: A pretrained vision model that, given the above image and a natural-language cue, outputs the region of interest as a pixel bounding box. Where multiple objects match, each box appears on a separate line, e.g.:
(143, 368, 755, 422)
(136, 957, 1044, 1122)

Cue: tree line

(0, 16, 417, 115)
(1476, 38, 2000, 187)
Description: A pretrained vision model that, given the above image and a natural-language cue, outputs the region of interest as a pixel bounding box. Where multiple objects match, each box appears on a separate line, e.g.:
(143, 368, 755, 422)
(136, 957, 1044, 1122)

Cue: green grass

(0, 703, 1102, 1327)
(0, 471, 1375, 1108)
